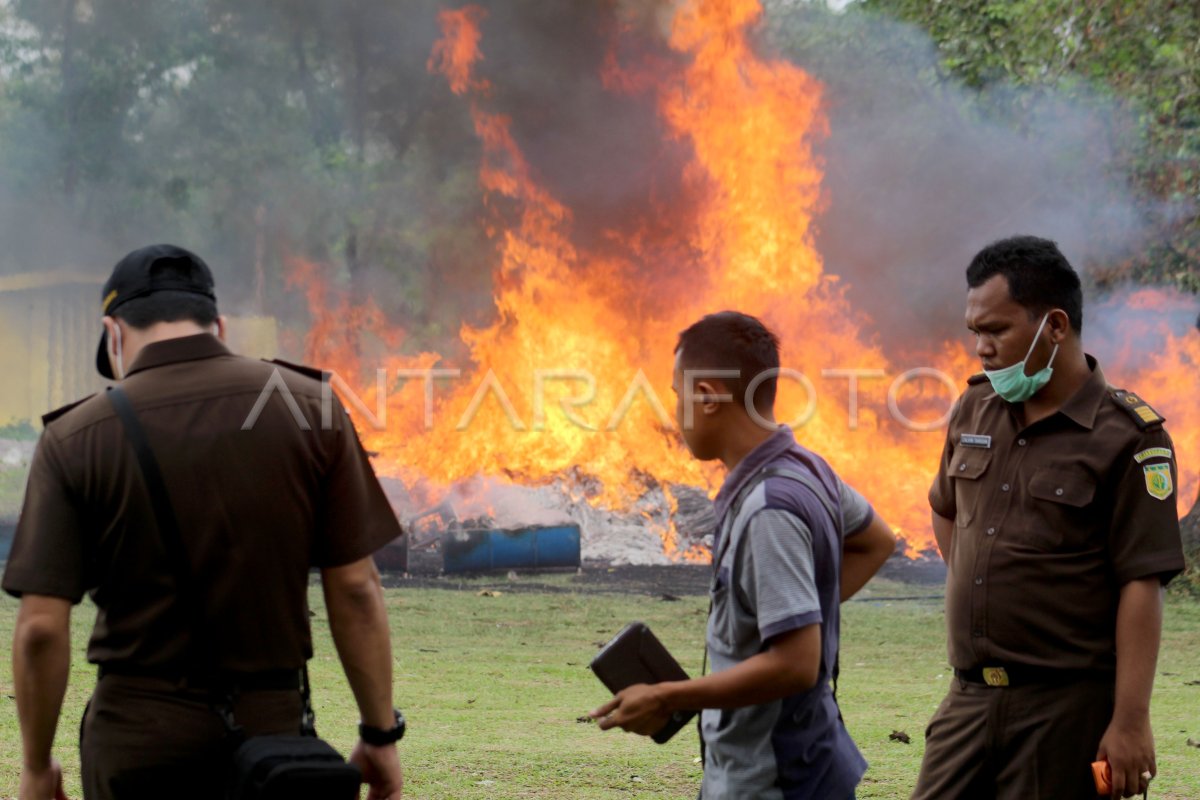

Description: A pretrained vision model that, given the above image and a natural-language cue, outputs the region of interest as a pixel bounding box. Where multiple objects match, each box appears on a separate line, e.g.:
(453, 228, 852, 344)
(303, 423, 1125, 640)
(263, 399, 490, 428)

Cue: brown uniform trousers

(912, 675, 1114, 800)
(81, 674, 303, 800)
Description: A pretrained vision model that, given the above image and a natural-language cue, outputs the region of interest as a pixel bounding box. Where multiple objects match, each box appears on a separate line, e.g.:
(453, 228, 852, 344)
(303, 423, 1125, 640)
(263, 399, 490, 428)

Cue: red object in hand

(1092, 759, 1112, 796)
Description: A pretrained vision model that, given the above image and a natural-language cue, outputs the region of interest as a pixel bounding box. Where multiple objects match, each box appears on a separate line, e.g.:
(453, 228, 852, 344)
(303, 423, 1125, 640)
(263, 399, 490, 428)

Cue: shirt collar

(126, 333, 232, 376)
(1053, 354, 1107, 430)
(712, 424, 797, 522)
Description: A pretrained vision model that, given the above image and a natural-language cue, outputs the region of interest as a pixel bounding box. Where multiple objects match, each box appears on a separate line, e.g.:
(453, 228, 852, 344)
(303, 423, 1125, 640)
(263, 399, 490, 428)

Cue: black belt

(955, 665, 1109, 687)
(97, 663, 300, 692)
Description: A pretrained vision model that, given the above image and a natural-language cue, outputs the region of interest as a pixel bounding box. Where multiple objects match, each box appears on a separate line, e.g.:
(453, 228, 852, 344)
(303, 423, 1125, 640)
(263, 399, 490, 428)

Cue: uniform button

(986, 527, 996, 536)
(1018, 438, 1027, 446)
(972, 629, 983, 638)
(959, 464, 967, 472)
(1001, 483, 1010, 492)
(974, 577, 983, 585)
(1055, 488, 1064, 496)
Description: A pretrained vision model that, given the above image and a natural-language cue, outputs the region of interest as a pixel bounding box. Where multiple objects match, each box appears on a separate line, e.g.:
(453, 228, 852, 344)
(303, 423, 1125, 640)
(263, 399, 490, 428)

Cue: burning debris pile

(289, 0, 1199, 566)
(380, 475, 714, 568)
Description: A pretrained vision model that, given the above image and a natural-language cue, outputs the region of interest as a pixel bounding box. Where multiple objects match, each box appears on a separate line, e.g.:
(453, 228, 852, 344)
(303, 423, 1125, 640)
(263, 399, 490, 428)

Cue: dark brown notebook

(589, 621, 698, 744)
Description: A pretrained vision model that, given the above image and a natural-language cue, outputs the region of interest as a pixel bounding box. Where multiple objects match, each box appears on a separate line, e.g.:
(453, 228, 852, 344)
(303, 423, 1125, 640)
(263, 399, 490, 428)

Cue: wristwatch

(359, 709, 406, 745)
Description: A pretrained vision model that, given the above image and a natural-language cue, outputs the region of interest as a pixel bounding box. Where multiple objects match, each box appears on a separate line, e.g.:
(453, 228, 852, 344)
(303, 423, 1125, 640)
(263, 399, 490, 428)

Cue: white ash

(377, 475, 715, 566)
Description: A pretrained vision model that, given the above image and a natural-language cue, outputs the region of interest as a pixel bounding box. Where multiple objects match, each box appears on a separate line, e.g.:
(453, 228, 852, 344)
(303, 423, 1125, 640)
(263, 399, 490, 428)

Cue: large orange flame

(290, 0, 1199, 562)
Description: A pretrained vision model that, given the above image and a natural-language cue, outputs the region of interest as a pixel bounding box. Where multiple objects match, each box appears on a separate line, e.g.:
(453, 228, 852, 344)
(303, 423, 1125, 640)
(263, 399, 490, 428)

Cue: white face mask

(108, 323, 126, 381)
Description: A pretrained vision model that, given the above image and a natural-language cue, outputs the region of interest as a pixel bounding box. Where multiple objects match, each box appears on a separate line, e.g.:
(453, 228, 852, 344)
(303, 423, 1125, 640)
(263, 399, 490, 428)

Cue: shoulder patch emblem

(1109, 389, 1165, 430)
(1134, 447, 1172, 464)
(1143, 463, 1173, 500)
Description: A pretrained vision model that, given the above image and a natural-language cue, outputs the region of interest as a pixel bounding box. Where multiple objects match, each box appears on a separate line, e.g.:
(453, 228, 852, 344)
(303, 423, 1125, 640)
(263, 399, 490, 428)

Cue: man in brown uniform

(913, 236, 1185, 800)
(4, 244, 407, 799)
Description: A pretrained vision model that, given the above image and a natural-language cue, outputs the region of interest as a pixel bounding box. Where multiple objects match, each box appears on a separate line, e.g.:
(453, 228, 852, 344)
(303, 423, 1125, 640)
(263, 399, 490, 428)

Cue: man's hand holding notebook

(587, 622, 698, 744)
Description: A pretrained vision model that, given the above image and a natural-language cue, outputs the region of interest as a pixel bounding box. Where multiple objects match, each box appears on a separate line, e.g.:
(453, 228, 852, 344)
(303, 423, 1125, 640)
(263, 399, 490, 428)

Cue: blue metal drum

(441, 524, 581, 573)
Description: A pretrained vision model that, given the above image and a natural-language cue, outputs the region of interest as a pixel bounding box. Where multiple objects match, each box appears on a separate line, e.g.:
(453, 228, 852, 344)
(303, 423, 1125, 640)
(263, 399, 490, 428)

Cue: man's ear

(101, 316, 119, 351)
(1047, 309, 1071, 343)
(214, 315, 228, 342)
(695, 380, 725, 416)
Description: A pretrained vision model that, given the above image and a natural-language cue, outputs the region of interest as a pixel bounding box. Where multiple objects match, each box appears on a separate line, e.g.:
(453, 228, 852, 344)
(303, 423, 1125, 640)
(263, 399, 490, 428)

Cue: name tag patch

(1134, 447, 1172, 464)
(960, 434, 992, 449)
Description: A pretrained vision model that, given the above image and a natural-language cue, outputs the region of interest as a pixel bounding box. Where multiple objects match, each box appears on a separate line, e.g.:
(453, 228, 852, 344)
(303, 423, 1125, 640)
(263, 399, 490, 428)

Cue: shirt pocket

(1024, 466, 1097, 550)
(949, 448, 992, 527)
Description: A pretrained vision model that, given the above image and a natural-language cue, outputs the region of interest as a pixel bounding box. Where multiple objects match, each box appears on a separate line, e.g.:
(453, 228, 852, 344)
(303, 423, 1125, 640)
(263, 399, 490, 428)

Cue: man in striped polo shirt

(593, 311, 897, 799)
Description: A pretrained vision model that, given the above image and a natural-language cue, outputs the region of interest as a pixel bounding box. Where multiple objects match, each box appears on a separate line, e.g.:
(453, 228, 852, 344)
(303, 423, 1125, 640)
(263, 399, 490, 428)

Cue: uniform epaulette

(1108, 388, 1165, 430)
(41, 394, 95, 427)
(967, 373, 989, 386)
(265, 358, 328, 382)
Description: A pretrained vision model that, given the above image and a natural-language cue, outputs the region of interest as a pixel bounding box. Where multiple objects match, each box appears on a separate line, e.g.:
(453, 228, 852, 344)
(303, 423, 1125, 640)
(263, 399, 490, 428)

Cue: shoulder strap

(42, 394, 95, 427)
(107, 387, 191, 583)
(1108, 388, 1165, 430)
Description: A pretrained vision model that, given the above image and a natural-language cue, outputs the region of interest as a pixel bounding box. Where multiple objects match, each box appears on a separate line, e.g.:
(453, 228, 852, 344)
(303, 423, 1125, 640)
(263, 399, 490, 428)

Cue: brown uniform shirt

(2, 334, 402, 672)
(929, 355, 1184, 672)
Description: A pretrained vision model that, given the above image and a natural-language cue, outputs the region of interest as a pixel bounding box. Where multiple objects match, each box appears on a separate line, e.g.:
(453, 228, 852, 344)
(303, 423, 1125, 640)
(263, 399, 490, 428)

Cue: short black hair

(675, 311, 781, 414)
(113, 256, 219, 329)
(966, 235, 1083, 333)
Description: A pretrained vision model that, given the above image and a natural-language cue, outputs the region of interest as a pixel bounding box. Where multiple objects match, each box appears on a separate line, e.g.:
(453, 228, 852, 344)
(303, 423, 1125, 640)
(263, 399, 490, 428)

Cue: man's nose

(975, 336, 995, 359)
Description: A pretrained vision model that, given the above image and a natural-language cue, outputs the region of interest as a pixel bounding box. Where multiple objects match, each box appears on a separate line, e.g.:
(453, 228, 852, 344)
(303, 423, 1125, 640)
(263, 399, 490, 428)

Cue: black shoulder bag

(107, 386, 362, 800)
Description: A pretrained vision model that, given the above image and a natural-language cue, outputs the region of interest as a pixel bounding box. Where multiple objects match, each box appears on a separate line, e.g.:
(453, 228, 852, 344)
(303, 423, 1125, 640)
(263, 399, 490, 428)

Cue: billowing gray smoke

(0, 0, 1189, 351)
(760, 2, 1168, 354)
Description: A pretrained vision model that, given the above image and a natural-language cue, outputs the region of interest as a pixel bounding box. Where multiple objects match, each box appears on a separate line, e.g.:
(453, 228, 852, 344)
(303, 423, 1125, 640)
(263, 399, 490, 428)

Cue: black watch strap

(359, 709, 406, 745)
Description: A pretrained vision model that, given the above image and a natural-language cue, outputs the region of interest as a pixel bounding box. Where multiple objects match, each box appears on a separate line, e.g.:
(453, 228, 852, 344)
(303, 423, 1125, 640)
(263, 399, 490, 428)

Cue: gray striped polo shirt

(701, 426, 872, 800)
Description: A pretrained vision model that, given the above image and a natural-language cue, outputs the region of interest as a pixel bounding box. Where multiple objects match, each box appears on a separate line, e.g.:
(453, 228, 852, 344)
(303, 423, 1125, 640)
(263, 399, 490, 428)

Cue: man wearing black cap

(4, 245, 407, 799)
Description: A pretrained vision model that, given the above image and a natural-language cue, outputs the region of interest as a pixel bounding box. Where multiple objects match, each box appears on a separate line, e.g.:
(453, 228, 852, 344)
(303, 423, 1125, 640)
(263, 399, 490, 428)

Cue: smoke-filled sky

(0, 0, 1191, 349)
(766, 4, 1160, 353)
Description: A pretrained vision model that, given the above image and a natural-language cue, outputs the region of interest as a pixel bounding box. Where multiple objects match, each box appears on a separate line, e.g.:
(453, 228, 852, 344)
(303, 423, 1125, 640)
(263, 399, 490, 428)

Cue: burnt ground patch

(378, 553, 946, 598)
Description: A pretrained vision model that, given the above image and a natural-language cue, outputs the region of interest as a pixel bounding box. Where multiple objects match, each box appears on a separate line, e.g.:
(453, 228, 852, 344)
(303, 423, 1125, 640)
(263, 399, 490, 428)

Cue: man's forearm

(658, 624, 821, 711)
(841, 514, 896, 601)
(1112, 577, 1162, 725)
(322, 559, 395, 729)
(13, 596, 72, 770)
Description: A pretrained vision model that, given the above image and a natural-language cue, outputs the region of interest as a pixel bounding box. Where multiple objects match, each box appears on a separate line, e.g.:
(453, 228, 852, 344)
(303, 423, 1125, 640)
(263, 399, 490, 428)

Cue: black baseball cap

(96, 244, 218, 379)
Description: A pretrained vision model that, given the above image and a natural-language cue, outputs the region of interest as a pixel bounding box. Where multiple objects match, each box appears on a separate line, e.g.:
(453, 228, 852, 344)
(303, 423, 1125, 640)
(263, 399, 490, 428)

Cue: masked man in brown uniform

(4, 245, 407, 799)
(913, 236, 1185, 800)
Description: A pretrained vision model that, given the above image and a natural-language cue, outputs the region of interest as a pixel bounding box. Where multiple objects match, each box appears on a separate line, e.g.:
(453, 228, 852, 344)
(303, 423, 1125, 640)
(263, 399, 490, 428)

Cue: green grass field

(1, 576, 1197, 799)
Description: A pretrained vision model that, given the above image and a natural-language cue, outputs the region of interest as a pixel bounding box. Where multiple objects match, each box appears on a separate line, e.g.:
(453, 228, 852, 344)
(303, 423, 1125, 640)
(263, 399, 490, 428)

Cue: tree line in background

(858, 0, 1200, 292)
(0, 0, 496, 342)
(0, 0, 1196, 328)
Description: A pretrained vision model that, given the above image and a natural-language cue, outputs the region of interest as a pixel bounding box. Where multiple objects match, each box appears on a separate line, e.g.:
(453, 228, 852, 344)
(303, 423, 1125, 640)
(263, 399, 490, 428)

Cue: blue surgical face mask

(983, 313, 1058, 403)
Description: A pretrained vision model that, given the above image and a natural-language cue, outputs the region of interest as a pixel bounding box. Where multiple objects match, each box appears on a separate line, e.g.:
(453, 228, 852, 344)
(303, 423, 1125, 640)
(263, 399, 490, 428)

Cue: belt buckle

(982, 667, 1009, 687)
